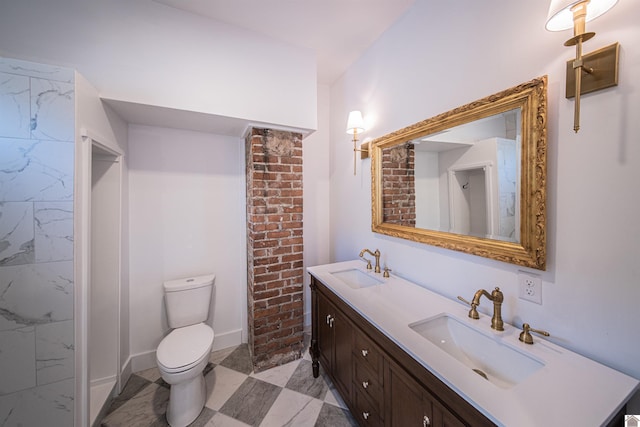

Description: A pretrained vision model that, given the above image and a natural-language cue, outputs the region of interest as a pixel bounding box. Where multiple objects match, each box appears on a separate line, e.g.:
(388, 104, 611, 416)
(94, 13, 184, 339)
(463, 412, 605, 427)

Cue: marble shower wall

(0, 57, 75, 425)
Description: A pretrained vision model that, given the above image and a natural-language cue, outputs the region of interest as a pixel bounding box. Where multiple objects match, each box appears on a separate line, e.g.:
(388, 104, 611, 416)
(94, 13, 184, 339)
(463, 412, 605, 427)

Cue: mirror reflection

(371, 76, 547, 270)
(381, 108, 521, 243)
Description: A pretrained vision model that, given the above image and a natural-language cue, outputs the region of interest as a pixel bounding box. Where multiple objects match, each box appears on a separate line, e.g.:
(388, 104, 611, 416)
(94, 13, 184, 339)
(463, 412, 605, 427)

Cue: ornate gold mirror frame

(371, 76, 547, 270)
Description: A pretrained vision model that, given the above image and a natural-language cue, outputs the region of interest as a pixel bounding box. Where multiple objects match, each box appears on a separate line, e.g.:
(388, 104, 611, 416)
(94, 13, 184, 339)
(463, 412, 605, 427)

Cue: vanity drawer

(353, 330, 382, 373)
(353, 361, 383, 414)
(352, 387, 383, 427)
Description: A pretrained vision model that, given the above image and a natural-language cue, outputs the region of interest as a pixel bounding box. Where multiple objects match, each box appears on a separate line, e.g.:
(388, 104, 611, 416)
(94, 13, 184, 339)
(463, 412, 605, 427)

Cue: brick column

(382, 143, 416, 226)
(246, 128, 304, 372)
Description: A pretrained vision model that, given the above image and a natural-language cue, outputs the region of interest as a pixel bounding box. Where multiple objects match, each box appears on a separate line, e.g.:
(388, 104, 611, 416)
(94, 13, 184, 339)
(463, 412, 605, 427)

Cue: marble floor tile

(100, 343, 356, 427)
(209, 346, 239, 364)
(324, 385, 349, 410)
(101, 382, 169, 427)
(205, 412, 252, 427)
(251, 358, 300, 387)
(219, 344, 253, 375)
(106, 374, 153, 414)
(218, 377, 282, 427)
(314, 402, 358, 427)
(285, 360, 329, 400)
(205, 365, 250, 411)
(258, 388, 323, 427)
(136, 366, 162, 383)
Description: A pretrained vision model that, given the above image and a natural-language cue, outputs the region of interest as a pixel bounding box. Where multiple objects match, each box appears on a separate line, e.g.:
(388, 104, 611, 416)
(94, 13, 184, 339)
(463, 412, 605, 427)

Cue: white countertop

(308, 260, 639, 427)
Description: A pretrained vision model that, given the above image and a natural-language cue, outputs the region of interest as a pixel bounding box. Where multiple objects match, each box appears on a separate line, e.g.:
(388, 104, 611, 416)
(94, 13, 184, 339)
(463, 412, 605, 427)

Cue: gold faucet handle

(359, 253, 373, 269)
(519, 323, 550, 344)
(383, 267, 392, 278)
(457, 296, 480, 319)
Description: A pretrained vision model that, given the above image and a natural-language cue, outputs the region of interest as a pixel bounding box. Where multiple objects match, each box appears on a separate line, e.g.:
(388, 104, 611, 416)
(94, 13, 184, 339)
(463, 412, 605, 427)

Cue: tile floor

(100, 344, 357, 427)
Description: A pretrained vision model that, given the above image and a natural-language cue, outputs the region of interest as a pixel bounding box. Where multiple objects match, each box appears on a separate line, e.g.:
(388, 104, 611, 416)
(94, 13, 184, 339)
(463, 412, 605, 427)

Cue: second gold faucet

(463, 287, 504, 331)
(359, 248, 381, 273)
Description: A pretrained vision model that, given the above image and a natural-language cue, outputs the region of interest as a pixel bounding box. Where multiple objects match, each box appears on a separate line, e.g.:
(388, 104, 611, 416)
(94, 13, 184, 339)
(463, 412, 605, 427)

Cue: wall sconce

(546, 0, 620, 133)
(346, 110, 368, 175)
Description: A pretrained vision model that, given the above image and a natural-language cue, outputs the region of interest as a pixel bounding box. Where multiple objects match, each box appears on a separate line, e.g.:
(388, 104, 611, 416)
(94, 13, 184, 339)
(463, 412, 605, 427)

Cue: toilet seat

(157, 323, 214, 373)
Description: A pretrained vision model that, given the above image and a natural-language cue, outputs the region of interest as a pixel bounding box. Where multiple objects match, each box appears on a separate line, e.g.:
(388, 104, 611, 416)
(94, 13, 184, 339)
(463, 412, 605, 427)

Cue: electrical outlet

(518, 272, 542, 304)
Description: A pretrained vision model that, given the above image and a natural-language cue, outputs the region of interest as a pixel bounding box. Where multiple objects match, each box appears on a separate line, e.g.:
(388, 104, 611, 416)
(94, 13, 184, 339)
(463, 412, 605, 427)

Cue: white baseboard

(129, 328, 244, 373)
(212, 328, 243, 351)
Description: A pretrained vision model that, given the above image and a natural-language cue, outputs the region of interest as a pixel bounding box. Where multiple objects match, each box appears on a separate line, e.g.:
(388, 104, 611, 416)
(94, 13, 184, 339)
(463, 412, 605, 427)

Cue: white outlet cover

(518, 272, 542, 304)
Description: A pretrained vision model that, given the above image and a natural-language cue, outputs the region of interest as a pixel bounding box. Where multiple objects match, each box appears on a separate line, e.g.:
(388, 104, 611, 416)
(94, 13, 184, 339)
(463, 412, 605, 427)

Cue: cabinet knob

(326, 314, 332, 325)
(329, 317, 334, 328)
(423, 415, 430, 426)
(362, 381, 369, 389)
(361, 349, 369, 357)
(363, 412, 370, 420)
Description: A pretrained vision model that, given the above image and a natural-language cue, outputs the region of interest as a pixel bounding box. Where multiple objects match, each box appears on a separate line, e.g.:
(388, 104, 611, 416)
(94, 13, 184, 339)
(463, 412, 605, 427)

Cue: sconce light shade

(545, 0, 619, 132)
(346, 110, 365, 135)
(546, 0, 618, 31)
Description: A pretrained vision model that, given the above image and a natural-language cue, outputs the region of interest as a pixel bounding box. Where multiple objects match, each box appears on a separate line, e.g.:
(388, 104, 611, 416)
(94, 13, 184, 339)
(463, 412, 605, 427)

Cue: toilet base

(166, 373, 206, 427)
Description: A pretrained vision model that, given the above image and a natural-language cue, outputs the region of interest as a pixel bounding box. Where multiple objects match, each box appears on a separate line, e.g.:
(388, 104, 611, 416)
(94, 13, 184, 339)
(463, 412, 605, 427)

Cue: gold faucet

(470, 287, 504, 331)
(359, 248, 381, 273)
(519, 323, 550, 344)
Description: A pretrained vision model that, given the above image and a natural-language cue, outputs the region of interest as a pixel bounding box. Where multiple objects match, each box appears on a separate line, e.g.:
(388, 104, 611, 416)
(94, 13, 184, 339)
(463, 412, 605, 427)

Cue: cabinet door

(388, 363, 467, 427)
(317, 293, 333, 371)
(333, 309, 353, 398)
(388, 365, 434, 427)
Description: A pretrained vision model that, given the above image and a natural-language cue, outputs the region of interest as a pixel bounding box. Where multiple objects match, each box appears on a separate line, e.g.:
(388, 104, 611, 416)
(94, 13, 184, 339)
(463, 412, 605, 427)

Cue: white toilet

(156, 274, 215, 427)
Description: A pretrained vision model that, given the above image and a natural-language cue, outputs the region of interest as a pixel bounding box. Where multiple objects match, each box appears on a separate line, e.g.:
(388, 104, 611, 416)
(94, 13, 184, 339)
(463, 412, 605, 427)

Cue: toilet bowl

(156, 274, 215, 427)
(157, 323, 214, 426)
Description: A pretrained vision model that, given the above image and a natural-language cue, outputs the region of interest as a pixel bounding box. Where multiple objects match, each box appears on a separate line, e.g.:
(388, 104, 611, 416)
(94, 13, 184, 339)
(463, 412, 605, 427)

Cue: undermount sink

(330, 268, 384, 289)
(409, 314, 544, 389)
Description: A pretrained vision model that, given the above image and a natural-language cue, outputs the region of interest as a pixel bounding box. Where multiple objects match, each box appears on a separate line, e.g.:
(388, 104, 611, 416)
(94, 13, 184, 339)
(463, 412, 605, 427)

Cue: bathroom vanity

(308, 261, 639, 427)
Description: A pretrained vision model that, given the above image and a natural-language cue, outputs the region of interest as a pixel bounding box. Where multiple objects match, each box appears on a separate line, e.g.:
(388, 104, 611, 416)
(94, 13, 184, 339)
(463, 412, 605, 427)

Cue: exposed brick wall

(245, 127, 304, 372)
(382, 143, 416, 226)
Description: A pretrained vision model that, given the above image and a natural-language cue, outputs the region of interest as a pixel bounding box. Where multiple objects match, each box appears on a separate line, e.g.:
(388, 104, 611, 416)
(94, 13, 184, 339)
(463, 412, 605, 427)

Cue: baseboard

(129, 328, 245, 373)
(212, 328, 243, 351)
(130, 350, 158, 373)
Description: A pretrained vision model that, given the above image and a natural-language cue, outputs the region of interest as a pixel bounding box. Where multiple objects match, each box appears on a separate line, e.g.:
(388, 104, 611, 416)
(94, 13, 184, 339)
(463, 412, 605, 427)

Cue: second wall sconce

(546, 0, 620, 133)
(346, 110, 368, 175)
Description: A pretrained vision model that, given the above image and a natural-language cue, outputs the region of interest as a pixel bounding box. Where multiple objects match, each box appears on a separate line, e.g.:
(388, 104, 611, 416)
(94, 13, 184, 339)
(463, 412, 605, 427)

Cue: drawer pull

(363, 412, 370, 420)
(329, 317, 334, 328)
(326, 314, 332, 325)
(423, 415, 430, 426)
(361, 349, 369, 357)
(362, 380, 369, 389)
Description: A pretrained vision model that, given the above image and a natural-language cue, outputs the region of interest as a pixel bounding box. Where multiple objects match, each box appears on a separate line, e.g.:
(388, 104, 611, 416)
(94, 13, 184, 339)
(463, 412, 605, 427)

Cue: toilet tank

(163, 274, 215, 328)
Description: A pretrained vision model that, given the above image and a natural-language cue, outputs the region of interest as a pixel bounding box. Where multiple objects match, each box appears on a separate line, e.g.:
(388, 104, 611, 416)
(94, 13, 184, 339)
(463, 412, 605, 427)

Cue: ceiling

(152, 0, 416, 85)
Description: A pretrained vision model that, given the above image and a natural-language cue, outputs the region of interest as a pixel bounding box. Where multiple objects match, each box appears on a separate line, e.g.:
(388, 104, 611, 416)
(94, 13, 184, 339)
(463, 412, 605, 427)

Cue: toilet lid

(157, 323, 214, 371)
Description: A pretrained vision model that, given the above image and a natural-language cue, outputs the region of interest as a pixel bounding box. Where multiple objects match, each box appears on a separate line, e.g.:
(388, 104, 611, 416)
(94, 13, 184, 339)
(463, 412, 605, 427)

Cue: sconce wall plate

(566, 42, 619, 98)
(360, 141, 370, 159)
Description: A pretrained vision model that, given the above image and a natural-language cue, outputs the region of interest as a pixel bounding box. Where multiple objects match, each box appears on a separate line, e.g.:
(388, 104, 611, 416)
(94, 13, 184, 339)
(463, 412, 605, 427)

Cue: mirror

(371, 76, 547, 270)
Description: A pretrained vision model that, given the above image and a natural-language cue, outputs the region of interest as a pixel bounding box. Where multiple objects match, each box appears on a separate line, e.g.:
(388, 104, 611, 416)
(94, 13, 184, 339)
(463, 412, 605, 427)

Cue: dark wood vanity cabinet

(310, 275, 495, 427)
(316, 288, 353, 400)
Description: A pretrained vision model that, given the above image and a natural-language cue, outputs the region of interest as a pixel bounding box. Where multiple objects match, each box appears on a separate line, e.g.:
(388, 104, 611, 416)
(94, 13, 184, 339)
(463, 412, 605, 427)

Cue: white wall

(303, 84, 332, 326)
(329, 0, 640, 410)
(0, 0, 317, 132)
(128, 125, 246, 368)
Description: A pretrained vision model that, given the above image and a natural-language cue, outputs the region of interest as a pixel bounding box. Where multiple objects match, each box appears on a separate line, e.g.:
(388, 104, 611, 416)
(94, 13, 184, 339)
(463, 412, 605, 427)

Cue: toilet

(156, 274, 215, 427)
